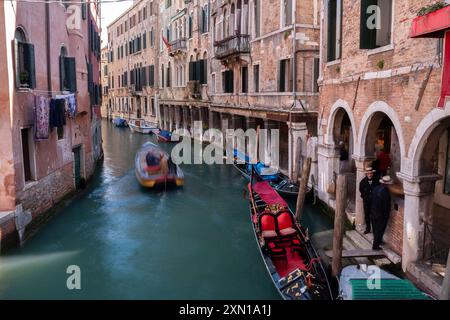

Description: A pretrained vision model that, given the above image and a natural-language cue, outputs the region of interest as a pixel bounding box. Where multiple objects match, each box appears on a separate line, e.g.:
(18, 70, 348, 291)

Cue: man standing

(371, 176, 393, 250)
(359, 167, 379, 234)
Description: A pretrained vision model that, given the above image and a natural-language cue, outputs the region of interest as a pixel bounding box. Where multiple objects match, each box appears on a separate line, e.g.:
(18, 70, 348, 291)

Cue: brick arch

(406, 103, 450, 177)
(325, 99, 357, 147)
(355, 101, 406, 167)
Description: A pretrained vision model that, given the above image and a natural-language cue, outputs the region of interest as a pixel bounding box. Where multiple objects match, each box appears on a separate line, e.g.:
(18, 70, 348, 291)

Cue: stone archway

(401, 104, 450, 290)
(354, 102, 405, 244)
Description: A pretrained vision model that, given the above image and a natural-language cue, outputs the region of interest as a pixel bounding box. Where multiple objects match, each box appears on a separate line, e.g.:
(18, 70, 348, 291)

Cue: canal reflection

(0, 120, 331, 299)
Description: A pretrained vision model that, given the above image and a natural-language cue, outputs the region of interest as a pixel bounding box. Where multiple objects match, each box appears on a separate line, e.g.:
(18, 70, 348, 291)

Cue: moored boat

(112, 117, 128, 127)
(233, 149, 310, 199)
(155, 129, 179, 142)
(248, 176, 333, 300)
(128, 119, 158, 134)
(135, 142, 184, 188)
(338, 265, 433, 300)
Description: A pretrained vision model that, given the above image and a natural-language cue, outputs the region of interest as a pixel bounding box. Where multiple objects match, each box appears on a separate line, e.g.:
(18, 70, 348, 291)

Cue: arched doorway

(414, 116, 450, 283)
(331, 108, 356, 218)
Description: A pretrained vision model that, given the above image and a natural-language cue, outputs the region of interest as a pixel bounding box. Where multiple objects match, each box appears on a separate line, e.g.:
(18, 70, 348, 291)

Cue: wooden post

(295, 157, 312, 223)
(332, 174, 347, 278)
(441, 249, 450, 300)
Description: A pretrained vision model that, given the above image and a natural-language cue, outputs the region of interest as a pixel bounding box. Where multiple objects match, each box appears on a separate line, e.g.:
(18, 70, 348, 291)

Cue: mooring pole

(332, 174, 347, 278)
(295, 157, 312, 223)
(441, 249, 450, 300)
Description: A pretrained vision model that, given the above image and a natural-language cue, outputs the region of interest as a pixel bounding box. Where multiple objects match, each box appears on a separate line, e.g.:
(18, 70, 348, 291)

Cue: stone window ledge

(367, 44, 394, 56)
(325, 59, 341, 67)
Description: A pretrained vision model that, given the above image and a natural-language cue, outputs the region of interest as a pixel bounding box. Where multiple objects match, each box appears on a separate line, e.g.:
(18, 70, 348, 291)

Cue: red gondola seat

(267, 242, 287, 268)
(277, 211, 297, 237)
(260, 214, 278, 239)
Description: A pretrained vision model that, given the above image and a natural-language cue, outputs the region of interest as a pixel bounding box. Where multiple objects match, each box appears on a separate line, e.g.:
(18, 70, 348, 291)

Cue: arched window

(59, 45, 76, 92)
(223, 9, 228, 38)
(14, 27, 36, 89)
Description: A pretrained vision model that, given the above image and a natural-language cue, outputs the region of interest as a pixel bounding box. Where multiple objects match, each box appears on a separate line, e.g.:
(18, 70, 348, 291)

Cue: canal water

(0, 120, 332, 300)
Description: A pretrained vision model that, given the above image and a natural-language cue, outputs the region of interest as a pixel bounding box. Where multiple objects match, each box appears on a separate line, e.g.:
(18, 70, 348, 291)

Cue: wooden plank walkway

(325, 249, 387, 259)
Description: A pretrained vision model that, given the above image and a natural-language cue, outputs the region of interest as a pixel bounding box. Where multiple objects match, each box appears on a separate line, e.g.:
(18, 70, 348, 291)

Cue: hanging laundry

(56, 93, 77, 119)
(50, 98, 66, 128)
(34, 95, 50, 140)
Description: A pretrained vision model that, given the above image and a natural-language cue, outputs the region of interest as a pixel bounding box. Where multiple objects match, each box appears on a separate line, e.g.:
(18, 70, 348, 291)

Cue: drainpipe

(45, 0, 51, 93)
(289, 0, 297, 181)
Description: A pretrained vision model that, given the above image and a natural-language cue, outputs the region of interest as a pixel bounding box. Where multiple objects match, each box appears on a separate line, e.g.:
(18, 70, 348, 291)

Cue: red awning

(410, 5, 450, 38)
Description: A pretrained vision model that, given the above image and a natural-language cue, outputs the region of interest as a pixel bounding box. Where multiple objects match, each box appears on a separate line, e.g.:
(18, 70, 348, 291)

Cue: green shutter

(24, 43, 36, 89)
(65, 57, 77, 93)
(360, 0, 378, 49)
(13, 40, 20, 88)
(59, 55, 65, 90)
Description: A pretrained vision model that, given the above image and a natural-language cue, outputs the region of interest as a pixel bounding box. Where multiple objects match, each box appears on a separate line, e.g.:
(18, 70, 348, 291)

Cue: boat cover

(252, 181, 288, 208)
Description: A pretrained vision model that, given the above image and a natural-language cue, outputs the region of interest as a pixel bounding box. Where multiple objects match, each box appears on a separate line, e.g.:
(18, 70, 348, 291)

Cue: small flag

(162, 35, 171, 51)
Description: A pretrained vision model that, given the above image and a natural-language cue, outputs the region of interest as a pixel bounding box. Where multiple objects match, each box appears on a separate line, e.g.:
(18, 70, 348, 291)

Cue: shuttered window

(188, 60, 207, 84)
(149, 65, 155, 87)
(278, 59, 292, 92)
(143, 32, 147, 49)
(360, 0, 392, 49)
(223, 70, 234, 93)
(313, 57, 320, 93)
(15, 41, 36, 89)
(327, 0, 342, 62)
(188, 15, 193, 39)
(241, 66, 248, 93)
(253, 64, 260, 92)
(60, 56, 77, 93)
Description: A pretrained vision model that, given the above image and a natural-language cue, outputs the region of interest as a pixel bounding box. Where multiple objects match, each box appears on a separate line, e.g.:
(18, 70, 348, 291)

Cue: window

(254, 0, 261, 38)
(313, 58, 320, 93)
(166, 0, 172, 9)
(253, 64, 260, 92)
(188, 59, 207, 84)
(212, 74, 216, 94)
(278, 59, 292, 92)
(360, 0, 393, 49)
(21, 128, 36, 182)
(149, 65, 155, 87)
(241, 66, 248, 93)
(201, 5, 209, 34)
(143, 32, 147, 49)
(166, 63, 171, 87)
(14, 28, 36, 89)
(150, 98, 155, 115)
(59, 46, 77, 92)
(161, 64, 165, 87)
(223, 70, 234, 93)
(150, 29, 154, 47)
(327, 0, 342, 62)
(188, 15, 193, 39)
(144, 97, 148, 115)
(283, 0, 293, 26)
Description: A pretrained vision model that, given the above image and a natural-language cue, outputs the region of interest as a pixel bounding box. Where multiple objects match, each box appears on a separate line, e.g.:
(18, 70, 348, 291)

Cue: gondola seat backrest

(277, 211, 297, 237)
(260, 213, 278, 238)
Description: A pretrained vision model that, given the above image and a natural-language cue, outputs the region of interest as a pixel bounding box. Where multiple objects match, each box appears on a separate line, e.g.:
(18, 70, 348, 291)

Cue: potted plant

(20, 70, 29, 87)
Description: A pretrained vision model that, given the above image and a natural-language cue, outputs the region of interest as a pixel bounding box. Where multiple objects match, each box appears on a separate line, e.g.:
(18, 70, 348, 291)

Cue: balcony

(214, 34, 250, 60)
(128, 84, 143, 96)
(169, 38, 187, 57)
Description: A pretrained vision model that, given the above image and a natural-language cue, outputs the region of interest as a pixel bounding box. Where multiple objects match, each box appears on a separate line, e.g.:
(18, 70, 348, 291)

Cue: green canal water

(0, 120, 332, 299)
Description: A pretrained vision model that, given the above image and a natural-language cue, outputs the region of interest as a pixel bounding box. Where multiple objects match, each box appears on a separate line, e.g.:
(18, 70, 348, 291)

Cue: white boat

(128, 120, 157, 134)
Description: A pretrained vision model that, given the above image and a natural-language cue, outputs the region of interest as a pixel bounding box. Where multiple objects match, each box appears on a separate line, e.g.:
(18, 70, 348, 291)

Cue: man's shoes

(364, 229, 371, 234)
(372, 246, 382, 251)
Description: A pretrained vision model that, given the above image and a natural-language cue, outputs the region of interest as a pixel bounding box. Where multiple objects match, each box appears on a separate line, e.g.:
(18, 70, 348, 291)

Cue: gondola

(247, 170, 333, 300)
(135, 142, 184, 188)
(232, 149, 311, 199)
(155, 129, 179, 143)
(112, 117, 127, 127)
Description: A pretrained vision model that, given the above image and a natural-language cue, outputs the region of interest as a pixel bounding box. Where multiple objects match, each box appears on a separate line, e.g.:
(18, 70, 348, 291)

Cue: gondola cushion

(260, 214, 276, 232)
(279, 228, 297, 236)
(262, 230, 278, 238)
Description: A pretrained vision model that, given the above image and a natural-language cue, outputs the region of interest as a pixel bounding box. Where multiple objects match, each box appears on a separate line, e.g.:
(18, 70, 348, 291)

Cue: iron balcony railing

(169, 38, 187, 56)
(214, 34, 250, 59)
